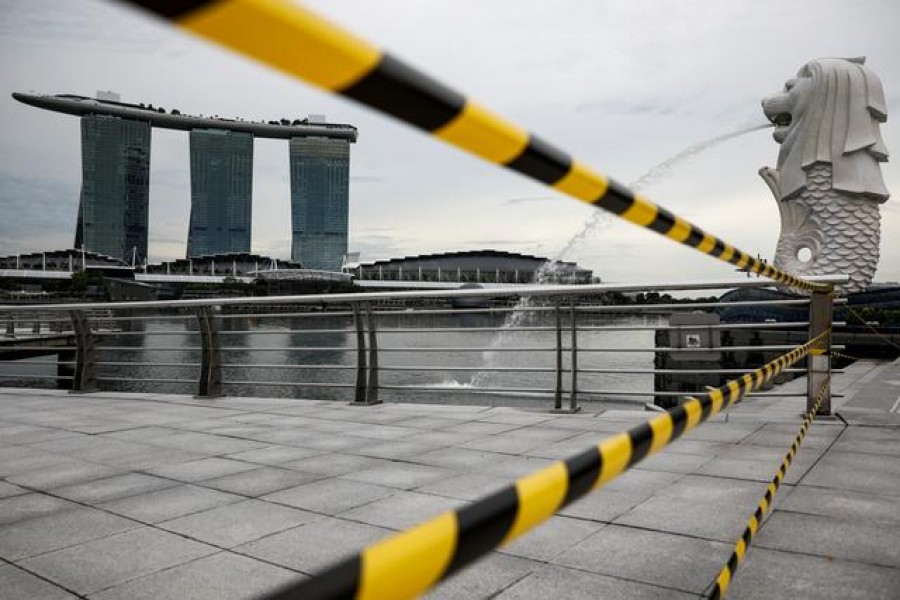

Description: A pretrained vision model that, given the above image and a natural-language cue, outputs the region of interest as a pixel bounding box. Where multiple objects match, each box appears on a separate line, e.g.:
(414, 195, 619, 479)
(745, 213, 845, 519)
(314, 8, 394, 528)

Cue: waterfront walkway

(1, 359, 899, 599)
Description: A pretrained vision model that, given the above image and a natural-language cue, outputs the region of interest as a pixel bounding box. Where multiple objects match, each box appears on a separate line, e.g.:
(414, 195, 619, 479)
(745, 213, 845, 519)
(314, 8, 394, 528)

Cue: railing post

(69, 310, 96, 392)
(365, 303, 381, 405)
(195, 307, 222, 398)
(553, 299, 563, 410)
(569, 297, 580, 412)
(351, 303, 369, 404)
(4, 315, 13, 338)
(807, 289, 833, 414)
(32, 313, 40, 335)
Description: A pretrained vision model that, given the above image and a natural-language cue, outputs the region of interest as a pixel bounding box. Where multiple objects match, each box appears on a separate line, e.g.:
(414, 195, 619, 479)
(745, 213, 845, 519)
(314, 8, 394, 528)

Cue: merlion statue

(759, 57, 889, 293)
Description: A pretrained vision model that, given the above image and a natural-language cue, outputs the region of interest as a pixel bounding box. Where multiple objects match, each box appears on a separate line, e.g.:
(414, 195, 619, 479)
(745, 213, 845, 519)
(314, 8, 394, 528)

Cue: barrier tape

(255, 330, 828, 600)
(832, 350, 860, 362)
(708, 375, 831, 600)
(121, 0, 829, 294)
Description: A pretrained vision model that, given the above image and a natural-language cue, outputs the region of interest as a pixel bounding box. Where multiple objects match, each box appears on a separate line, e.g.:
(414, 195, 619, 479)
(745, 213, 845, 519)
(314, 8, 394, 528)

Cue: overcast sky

(1, 0, 898, 284)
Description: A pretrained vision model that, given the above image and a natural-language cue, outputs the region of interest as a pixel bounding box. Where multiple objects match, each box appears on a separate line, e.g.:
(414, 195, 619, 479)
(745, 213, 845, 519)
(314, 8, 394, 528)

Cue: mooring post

(69, 310, 97, 392)
(351, 303, 369, 404)
(553, 299, 563, 410)
(569, 297, 580, 412)
(807, 290, 833, 414)
(195, 307, 222, 398)
(363, 303, 381, 405)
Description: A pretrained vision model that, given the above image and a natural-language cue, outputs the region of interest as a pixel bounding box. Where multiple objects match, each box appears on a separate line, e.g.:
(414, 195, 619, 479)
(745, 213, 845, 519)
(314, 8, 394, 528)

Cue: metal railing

(2, 276, 844, 413)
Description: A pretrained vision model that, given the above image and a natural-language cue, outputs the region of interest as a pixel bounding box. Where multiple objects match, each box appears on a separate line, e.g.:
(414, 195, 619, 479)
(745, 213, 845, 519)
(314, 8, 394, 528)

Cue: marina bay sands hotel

(13, 92, 357, 270)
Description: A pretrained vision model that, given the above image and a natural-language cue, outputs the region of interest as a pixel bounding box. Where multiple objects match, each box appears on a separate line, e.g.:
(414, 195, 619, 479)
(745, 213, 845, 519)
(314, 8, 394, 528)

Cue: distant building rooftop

(352, 250, 595, 285)
(12, 92, 358, 141)
(145, 253, 304, 276)
(0, 249, 130, 271)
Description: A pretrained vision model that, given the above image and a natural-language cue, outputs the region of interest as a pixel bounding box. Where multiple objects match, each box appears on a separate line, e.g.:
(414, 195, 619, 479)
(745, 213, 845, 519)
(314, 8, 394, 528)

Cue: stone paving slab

(0, 480, 25, 499)
(158, 499, 318, 548)
(91, 551, 301, 600)
(778, 485, 900, 525)
(262, 478, 396, 515)
(424, 553, 540, 600)
(0, 492, 76, 525)
(801, 449, 900, 496)
(19, 527, 218, 596)
(236, 517, 391, 574)
(499, 515, 603, 562)
(0, 563, 77, 600)
(98, 484, 243, 524)
(202, 466, 323, 497)
(0, 505, 138, 561)
(340, 490, 462, 531)
(556, 524, 732, 594)
(755, 511, 900, 569)
(50, 473, 178, 504)
(496, 564, 694, 599)
(0, 358, 898, 600)
(728, 547, 900, 600)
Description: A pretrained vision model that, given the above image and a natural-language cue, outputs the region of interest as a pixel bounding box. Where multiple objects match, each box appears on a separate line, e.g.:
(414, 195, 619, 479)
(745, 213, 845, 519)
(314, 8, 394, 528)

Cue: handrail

(120, 1, 831, 295)
(0, 275, 848, 313)
(2, 287, 835, 407)
(260, 332, 828, 600)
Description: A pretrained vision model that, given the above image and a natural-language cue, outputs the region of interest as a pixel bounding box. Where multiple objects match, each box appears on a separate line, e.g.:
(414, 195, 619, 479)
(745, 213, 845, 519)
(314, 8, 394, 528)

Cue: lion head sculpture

(761, 57, 889, 202)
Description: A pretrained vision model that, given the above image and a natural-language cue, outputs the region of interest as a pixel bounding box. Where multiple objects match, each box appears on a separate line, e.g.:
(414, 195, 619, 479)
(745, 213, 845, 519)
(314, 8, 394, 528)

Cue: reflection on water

(1, 312, 664, 409)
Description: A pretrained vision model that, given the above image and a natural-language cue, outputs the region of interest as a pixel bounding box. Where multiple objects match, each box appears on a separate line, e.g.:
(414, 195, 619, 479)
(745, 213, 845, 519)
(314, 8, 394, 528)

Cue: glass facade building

(187, 129, 254, 258)
(76, 115, 151, 263)
(289, 136, 350, 270)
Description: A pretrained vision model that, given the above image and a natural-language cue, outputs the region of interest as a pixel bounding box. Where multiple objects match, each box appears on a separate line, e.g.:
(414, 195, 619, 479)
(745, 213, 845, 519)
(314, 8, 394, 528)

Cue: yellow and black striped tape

(259, 331, 828, 600)
(709, 375, 832, 600)
(121, 0, 829, 294)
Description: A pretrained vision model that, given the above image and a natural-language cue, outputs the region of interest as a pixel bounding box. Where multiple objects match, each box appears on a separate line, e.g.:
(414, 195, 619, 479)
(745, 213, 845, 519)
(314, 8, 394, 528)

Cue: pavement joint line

(606, 517, 770, 547)
(739, 539, 900, 572)
(2, 477, 314, 580)
(0, 553, 90, 599)
(891, 395, 900, 414)
(792, 422, 850, 489)
(534, 552, 716, 597)
(85, 549, 240, 597)
(773, 504, 900, 524)
(774, 479, 900, 499)
(478, 566, 534, 598)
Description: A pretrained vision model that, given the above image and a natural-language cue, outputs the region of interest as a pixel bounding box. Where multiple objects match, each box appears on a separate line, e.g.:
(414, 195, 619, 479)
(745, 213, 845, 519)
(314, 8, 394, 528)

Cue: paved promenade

(1, 359, 899, 599)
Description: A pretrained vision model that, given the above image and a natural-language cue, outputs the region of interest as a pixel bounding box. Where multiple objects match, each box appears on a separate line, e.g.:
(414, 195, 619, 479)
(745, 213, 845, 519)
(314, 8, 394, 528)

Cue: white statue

(759, 57, 889, 293)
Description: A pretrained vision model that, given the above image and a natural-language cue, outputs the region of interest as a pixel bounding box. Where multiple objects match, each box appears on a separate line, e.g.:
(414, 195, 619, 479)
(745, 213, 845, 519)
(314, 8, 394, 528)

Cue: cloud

(465, 238, 547, 248)
(501, 196, 557, 206)
(351, 174, 385, 183)
(0, 172, 78, 253)
(575, 98, 684, 117)
(0, 0, 176, 54)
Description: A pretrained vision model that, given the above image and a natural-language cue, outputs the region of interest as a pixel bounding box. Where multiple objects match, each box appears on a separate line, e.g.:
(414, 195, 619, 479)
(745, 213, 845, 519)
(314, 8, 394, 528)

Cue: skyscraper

(76, 114, 151, 263)
(289, 136, 350, 270)
(187, 129, 253, 257)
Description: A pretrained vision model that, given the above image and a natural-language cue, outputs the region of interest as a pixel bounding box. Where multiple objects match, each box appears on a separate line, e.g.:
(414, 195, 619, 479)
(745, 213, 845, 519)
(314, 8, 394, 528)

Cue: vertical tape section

(708, 376, 831, 600)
